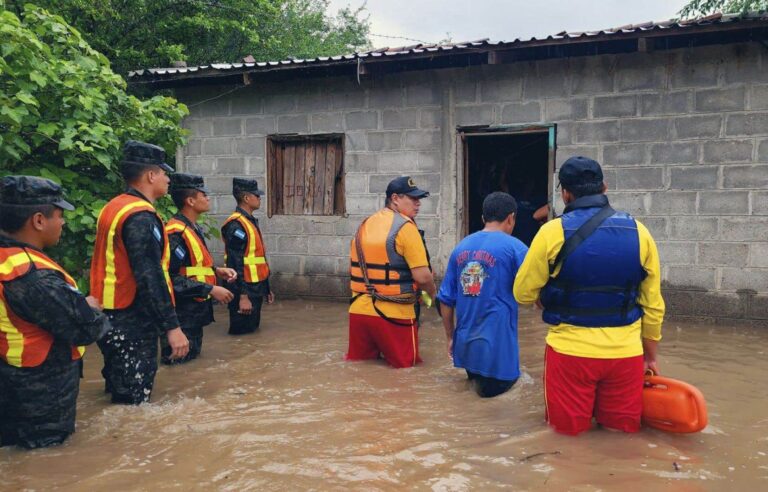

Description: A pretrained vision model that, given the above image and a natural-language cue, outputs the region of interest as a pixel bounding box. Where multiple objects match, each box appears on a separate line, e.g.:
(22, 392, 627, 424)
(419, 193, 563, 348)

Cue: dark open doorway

(462, 125, 555, 245)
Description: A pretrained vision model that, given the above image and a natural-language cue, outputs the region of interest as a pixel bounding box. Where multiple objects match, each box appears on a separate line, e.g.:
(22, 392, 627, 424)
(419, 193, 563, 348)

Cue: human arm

(513, 219, 564, 305)
(222, 221, 248, 294)
(397, 222, 436, 302)
(437, 252, 458, 358)
(168, 232, 215, 300)
(635, 221, 665, 371)
(5, 269, 111, 346)
(533, 204, 550, 223)
(411, 266, 436, 301)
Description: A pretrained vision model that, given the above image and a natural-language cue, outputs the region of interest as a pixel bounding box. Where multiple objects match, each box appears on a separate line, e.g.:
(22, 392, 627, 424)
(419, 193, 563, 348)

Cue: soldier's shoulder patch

(66, 283, 82, 294)
(152, 225, 162, 242)
(174, 246, 186, 260)
(233, 229, 246, 240)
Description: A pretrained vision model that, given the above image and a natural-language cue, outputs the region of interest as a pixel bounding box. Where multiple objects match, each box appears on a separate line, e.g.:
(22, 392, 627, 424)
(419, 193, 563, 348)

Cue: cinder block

(270, 274, 310, 295)
(346, 194, 380, 214)
(523, 69, 567, 99)
(749, 242, 768, 267)
(556, 146, 599, 165)
(331, 90, 366, 110)
(345, 152, 376, 172)
(668, 216, 718, 239)
(694, 87, 746, 112)
(572, 121, 620, 143)
(335, 216, 367, 236)
(185, 158, 214, 174)
(639, 91, 691, 116)
(615, 54, 665, 91)
(297, 91, 331, 112)
(620, 118, 671, 142)
(368, 87, 404, 108)
(217, 157, 246, 175)
(749, 84, 768, 110)
(669, 61, 719, 88)
(650, 142, 698, 165)
(262, 215, 305, 234)
(544, 98, 589, 121)
(702, 139, 753, 163)
(570, 56, 615, 94)
(309, 276, 346, 297)
(648, 191, 697, 215)
(303, 219, 336, 235)
(249, 157, 265, 175)
(186, 119, 213, 137)
(615, 167, 664, 190)
(311, 236, 350, 256)
(202, 138, 232, 156)
(603, 143, 647, 166)
(268, 255, 302, 274)
(757, 139, 768, 161)
(303, 255, 338, 275)
(406, 84, 441, 106)
(593, 95, 636, 118)
(699, 242, 749, 267)
(673, 115, 721, 140)
(719, 217, 768, 241)
(382, 109, 419, 129)
(404, 130, 441, 150)
(311, 112, 343, 132)
(277, 115, 309, 133)
(455, 105, 495, 126)
(345, 132, 366, 152)
(608, 192, 648, 216)
(699, 190, 749, 214)
(369, 172, 439, 193)
(262, 94, 295, 114)
(233, 137, 265, 157)
(746, 294, 768, 319)
(481, 75, 523, 102)
(344, 173, 368, 193)
(186, 140, 202, 156)
(277, 235, 308, 254)
(721, 267, 768, 291)
(752, 191, 768, 214)
(667, 265, 717, 290)
(500, 102, 542, 124)
(420, 109, 442, 128)
(725, 113, 768, 136)
(723, 44, 767, 84)
(636, 216, 667, 239)
(229, 90, 262, 116)
(367, 131, 402, 151)
(345, 111, 379, 130)
(664, 290, 744, 318)
(245, 116, 276, 135)
(418, 151, 441, 171)
(670, 166, 718, 190)
(197, 99, 230, 118)
(723, 165, 768, 189)
(205, 176, 233, 194)
(656, 241, 696, 264)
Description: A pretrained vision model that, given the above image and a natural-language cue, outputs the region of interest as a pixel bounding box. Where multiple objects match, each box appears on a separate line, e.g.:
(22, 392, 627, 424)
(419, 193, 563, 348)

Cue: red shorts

(544, 345, 644, 435)
(346, 313, 421, 368)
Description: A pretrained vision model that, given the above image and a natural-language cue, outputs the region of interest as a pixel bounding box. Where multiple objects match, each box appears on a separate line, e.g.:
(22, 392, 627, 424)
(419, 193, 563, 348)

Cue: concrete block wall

(177, 41, 768, 323)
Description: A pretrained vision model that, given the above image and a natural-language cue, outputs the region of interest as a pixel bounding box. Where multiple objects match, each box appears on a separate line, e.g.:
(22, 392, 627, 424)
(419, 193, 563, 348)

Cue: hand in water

(167, 327, 190, 359)
(266, 291, 275, 304)
(211, 285, 234, 304)
(238, 295, 252, 315)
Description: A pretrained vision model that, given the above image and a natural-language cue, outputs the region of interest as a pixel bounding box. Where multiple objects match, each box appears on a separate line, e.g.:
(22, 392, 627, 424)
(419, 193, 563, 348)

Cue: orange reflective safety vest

(349, 209, 417, 297)
(165, 217, 215, 302)
(222, 212, 269, 283)
(90, 194, 175, 310)
(0, 247, 86, 368)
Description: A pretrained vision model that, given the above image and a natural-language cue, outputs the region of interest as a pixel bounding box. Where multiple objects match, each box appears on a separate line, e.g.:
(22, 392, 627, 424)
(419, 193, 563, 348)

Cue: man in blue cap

(0, 176, 111, 448)
(514, 156, 665, 435)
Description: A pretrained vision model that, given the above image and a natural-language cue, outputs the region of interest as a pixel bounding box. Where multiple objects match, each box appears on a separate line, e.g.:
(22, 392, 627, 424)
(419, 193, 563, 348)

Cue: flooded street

(2, 299, 767, 491)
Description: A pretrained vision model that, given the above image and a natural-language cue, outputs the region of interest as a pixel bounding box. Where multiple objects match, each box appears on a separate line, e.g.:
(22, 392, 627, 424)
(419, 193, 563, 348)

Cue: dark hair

(0, 204, 57, 233)
(482, 192, 518, 222)
(171, 188, 200, 209)
(233, 190, 248, 204)
(563, 181, 604, 198)
(120, 163, 153, 184)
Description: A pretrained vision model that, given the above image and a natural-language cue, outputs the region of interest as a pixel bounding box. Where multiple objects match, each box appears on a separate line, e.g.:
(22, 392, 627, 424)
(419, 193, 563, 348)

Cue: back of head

(558, 156, 605, 198)
(482, 192, 518, 223)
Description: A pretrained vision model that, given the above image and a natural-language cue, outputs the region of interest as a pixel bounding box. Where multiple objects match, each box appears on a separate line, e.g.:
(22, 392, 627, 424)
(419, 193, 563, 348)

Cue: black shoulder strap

(550, 205, 615, 276)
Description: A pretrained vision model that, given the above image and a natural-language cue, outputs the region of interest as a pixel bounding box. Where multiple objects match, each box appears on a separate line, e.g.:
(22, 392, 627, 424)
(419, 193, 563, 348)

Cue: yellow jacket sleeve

(635, 220, 665, 341)
(513, 218, 564, 304)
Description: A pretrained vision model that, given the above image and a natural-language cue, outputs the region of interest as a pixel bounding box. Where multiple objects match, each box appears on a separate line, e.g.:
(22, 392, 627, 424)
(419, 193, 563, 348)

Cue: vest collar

(0, 233, 40, 252)
(126, 187, 152, 203)
(563, 194, 609, 213)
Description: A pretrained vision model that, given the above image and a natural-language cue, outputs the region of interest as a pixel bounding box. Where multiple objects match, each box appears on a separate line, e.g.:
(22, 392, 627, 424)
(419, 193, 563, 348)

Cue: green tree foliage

(679, 0, 768, 18)
(0, 4, 188, 284)
(5, 0, 371, 75)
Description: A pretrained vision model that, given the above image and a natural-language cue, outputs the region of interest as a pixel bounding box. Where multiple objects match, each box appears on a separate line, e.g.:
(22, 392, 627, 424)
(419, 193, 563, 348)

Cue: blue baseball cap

(558, 156, 604, 188)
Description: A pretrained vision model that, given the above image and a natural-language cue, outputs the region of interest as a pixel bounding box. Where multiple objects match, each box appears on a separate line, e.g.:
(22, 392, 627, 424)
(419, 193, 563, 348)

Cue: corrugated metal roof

(128, 12, 768, 81)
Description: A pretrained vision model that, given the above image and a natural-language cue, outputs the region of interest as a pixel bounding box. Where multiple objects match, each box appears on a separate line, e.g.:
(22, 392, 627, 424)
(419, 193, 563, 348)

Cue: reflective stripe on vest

(222, 213, 269, 283)
(166, 218, 215, 301)
(541, 201, 645, 328)
(349, 209, 416, 296)
(90, 194, 175, 309)
(0, 248, 85, 367)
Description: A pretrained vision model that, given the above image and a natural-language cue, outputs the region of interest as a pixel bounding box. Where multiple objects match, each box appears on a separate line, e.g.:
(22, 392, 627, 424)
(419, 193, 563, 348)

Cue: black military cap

(385, 176, 430, 199)
(122, 140, 174, 173)
(170, 173, 209, 194)
(0, 175, 75, 211)
(558, 156, 604, 188)
(233, 177, 264, 196)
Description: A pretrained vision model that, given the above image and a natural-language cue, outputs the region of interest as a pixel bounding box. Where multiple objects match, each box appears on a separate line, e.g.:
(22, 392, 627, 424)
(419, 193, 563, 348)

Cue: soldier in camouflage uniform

(162, 173, 237, 364)
(0, 176, 111, 449)
(90, 141, 189, 405)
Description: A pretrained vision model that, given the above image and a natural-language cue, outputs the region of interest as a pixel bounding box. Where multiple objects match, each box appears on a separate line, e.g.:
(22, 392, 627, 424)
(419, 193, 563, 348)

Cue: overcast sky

(328, 0, 689, 47)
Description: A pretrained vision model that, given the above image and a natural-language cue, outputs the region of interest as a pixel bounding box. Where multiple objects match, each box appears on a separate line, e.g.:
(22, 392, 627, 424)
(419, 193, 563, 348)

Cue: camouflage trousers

(97, 324, 158, 405)
(0, 345, 80, 449)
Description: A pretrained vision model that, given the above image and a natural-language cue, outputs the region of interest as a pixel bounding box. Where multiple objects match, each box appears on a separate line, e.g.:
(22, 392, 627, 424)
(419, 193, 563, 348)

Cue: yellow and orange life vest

(0, 247, 85, 367)
(165, 217, 215, 301)
(222, 212, 269, 283)
(349, 209, 417, 297)
(90, 194, 174, 309)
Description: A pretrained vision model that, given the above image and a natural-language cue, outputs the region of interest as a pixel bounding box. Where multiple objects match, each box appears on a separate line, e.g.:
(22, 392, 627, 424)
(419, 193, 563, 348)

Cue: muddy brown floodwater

(1, 299, 767, 491)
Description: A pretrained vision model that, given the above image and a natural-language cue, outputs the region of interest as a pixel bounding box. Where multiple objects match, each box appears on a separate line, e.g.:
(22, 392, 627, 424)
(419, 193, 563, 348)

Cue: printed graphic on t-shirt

(460, 261, 488, 296)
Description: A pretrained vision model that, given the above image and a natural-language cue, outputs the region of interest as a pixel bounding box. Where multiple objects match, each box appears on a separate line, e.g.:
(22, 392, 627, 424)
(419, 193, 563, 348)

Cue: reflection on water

(2, 300, 767, 490)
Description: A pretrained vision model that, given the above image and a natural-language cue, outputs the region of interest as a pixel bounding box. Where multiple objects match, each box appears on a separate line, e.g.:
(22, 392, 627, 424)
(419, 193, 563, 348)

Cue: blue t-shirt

(437, 231, 528, 381)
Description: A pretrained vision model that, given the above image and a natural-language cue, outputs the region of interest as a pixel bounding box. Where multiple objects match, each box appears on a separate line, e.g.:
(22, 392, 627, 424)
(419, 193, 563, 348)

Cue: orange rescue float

(642, 372, 708, 433)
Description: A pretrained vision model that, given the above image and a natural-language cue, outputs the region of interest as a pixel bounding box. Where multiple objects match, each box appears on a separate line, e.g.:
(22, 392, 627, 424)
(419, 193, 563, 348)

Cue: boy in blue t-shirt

(438, 192, 529, 398)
